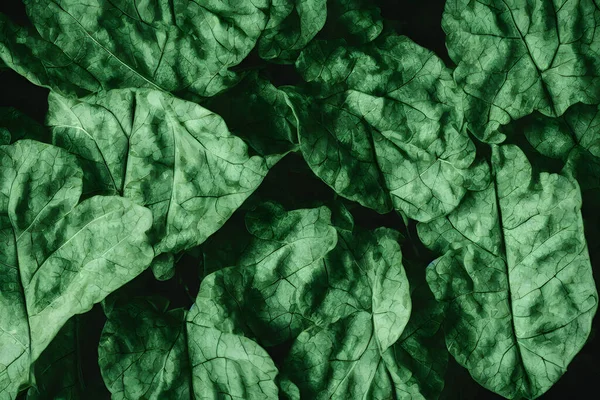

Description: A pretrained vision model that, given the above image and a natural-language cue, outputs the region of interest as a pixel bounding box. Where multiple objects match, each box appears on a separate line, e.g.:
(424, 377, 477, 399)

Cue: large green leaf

(289, 36, 478, 221)
(193, 203, 338, 345)
(0, 140, 153, 398)
(418, 144, 598, 398)
(2, 0, 273, 97)
(48, 89, 269, 255)
(444, 0, 600, 142)
(258, 0, 327, 63)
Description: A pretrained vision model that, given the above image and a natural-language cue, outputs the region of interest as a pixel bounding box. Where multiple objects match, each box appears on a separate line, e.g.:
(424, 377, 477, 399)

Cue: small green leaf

(150, 253, 175, 282)
(523, 103, 600, 189)
(201, 73, 299, 165)
(100, 297, 190, 399)
(258, 0, 327, 63)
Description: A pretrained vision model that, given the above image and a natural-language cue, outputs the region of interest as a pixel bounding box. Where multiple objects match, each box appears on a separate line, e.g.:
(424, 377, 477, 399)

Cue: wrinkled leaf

(324, 0, 383, 44)
(100, 296, 280, 399)
(193, 203, 338, 345)
(523, 103, 600, 188)
(197, 202, 445, 398)
(290, 36, 478, 221)
(258, 0, 327, 63)
(186, 303, 280, 400)
(99, 297, 190, 399)
(0, 140, 153, 398)
(418, 144, 598, 398)
(0, 13, 101, 97)
(4, 0, 273, 97)
(444, 0, 600, 142)
(201, 73, 299, 165)
(523, 105, 600, 160)
(150, 253, 175, 282)
(48, 89, 269, 255)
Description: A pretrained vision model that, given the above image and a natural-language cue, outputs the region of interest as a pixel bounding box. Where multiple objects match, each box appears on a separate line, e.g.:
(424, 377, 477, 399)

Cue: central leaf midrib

(492, 163, 532, 393)
(500, 0, 557, 116)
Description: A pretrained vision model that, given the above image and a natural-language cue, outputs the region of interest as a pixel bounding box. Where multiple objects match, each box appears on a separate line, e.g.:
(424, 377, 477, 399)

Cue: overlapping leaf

(444, 0, 600, 142)
(48, 88, 269, 255)
(0, 140, 153, 398)
(522, 103, 600, 191)
(322, 0, 383, 44)
(288, 35, 479, 221)
(201, 73, 299, 166)
(1, 0, 274, 97)
(200, 203, 446, 398)
(418, 144, 598, 398)
(279, 207, 444, 399)
(97, 202, 448, 399)
(258, 0, 327, 63)
(100, 293, 279, 400)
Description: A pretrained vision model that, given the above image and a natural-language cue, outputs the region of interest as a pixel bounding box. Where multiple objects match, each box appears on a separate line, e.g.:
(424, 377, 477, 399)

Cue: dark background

(1, 0, 597, 399)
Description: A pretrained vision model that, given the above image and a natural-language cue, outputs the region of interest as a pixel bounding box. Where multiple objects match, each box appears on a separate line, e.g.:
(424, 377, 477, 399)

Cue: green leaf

(201, 73, 299, 166)
(48, 89, 269, 255)
(258, 0, 327, 63)
(444, 0, 600, 142)
(418, 144, 598, 398)
(0, 140, 153, 398)
(192, 202, 338, 345)
(324, 0, 383, 44)
(3, 0, 273, 97)
(186, 305, 280, 400)
(150, 253, 175, 282)
(100, 294, 280, 399)
(290, 36, 478, 221)
(523, 102, 600, 169)
(99, 297, 191, 399)
(280, 226, 414, 399)
(0, 13, 102, 97)
(520, 103, 600, 202)
(27, 319, 81, 400)
(198, 202, 445, 398)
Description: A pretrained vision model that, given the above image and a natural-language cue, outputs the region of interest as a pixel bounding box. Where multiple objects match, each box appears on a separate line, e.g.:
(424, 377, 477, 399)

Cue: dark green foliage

(0, 1, 598, 399)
